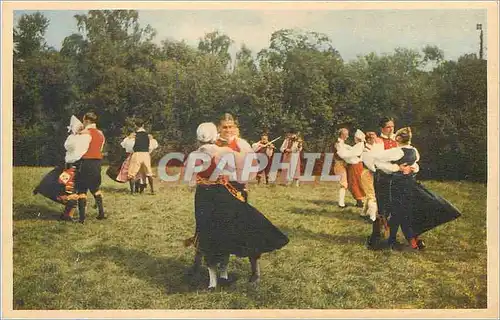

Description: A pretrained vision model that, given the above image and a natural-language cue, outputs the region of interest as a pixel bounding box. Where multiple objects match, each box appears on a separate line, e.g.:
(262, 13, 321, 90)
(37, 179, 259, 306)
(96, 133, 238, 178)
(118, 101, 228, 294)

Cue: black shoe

(96, 215, 107, 220)
(78, 220, 85, 224)
(356, 200, 364, 208)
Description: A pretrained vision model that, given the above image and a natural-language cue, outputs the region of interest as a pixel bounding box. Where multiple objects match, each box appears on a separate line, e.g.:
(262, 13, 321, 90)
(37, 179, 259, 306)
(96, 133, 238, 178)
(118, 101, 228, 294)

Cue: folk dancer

(58, 116, 89, 220)
(126, 119, 158, 195)
(189, 122, 289, 290)
(33, 115, 87, 219)
(364, 117, 398, 247)
(189, 113, 255, 276)
(359, 132, 384, 221)
(345, 130, 366, 208)
(363, 127, 424, 250)
(119, 131, 159, 193)
(365, 127, 462, 250)
(333, 128, 364, 207)
(215, 113, 262, 282)
(364, 117, 420, 249)
(336, 130, 372, 215)
(60, 112, 106, 223)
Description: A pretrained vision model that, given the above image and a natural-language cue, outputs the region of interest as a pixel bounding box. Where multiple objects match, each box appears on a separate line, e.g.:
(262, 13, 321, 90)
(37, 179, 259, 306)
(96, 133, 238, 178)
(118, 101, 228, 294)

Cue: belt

(196, 176, 246, 202)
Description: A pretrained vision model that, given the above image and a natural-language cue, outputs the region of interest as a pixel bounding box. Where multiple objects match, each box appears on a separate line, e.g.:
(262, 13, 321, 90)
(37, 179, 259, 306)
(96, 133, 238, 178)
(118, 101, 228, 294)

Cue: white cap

(355, 129, 366, 142)
(196, 122, 218, 143)
(67, 115, 83, 134)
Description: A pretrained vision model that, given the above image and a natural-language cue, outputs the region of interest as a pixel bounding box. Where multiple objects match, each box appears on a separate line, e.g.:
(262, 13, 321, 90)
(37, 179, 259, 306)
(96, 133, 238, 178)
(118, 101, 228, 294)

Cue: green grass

(12, 166, 487, 309)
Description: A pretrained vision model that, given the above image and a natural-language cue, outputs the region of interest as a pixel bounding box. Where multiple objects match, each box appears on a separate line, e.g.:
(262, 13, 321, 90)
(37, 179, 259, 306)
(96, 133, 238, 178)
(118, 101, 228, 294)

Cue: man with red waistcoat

(62, 112, 106, 224)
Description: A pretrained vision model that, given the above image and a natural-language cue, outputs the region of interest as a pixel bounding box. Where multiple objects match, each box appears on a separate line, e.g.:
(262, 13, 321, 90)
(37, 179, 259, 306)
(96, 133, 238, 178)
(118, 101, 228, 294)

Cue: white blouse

(336, 141, 364, 165)
(362, 145, 420, 174)
(64, 134, 91, 164)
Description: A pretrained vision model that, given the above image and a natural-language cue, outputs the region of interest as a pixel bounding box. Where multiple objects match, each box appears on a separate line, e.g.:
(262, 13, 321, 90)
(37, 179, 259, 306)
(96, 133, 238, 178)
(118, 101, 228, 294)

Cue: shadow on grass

(281, 226, 368, 245)
(13, 203, 63, 221)
(99, 185, 134, 195)
(80, 245, 240, 294)
(289, 206, 363, 222)
(309, 199, 339, 206)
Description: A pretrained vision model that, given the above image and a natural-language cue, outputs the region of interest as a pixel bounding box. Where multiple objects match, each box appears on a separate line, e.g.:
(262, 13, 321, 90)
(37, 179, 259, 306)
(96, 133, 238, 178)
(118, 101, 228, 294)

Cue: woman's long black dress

(194, 158, 289, 265)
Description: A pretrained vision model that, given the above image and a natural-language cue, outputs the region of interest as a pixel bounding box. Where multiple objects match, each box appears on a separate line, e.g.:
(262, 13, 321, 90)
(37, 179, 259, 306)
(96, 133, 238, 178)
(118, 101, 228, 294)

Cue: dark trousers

(76, 159, 104, 221)
(369, 171, 392, 241)
(374, 171, 392, 218)
(76, 159, 102, 194)
(387, 174, 416, 243)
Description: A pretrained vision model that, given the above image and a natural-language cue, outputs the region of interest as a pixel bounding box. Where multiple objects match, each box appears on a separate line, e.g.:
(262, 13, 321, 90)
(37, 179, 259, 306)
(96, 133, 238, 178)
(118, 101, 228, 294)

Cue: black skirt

(410, 180, 462, 236)
(33, 166, 67, 204)
(195, 184, 289, 261)
(106, 153, 128, 183)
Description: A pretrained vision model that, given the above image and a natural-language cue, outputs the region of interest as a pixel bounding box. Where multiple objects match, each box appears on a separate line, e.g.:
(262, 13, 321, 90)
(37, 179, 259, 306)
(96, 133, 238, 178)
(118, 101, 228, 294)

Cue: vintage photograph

(3, 1, 498, 317)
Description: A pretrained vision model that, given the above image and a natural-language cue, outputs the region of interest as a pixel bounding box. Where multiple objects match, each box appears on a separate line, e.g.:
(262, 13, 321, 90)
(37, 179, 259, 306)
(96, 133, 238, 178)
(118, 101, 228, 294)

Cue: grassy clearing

(12, 166, 487, 309)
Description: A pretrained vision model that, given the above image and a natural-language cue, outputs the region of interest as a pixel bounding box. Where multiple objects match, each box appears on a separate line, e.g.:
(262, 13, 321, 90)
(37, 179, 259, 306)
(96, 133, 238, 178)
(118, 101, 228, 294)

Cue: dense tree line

(13, 10, 487, 181)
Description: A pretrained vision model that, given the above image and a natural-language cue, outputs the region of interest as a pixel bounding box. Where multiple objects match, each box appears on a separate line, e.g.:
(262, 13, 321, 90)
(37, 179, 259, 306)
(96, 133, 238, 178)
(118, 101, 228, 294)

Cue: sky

(13, 9, 488, 62)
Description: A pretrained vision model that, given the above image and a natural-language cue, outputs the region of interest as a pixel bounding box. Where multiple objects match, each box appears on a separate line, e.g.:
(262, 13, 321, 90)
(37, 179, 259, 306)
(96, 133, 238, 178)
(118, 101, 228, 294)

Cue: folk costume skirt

(347, 162, 365, 201)
(106, 152, 128, 183)
(409, 180, 462, 236)
(195, 183, 289, 264)
(386, 174, 462, 238)
(33, 164, 78, 204)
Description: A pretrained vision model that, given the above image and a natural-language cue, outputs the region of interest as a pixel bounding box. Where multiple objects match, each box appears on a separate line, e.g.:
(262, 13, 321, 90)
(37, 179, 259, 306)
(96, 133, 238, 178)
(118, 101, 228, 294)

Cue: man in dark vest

(60, 112, 106, 223)
(127, 119, 156, 195)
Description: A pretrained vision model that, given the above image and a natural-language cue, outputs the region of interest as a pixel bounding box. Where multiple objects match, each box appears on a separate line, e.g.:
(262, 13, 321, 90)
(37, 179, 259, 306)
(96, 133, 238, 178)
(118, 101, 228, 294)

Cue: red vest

(82, 128, 105, 159)
(381, 137, 398, 150)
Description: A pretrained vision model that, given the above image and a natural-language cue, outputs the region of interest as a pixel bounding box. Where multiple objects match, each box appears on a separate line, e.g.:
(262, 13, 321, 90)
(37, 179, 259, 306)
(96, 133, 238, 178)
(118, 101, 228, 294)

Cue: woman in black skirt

(188, 122, 289, 290)
(367, 127, 461, 250)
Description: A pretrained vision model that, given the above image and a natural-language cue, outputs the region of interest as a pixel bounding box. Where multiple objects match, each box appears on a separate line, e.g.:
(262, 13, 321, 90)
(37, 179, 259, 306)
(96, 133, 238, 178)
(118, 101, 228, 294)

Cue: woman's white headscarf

(67, 115, 83, 135)
(196, 122, 218, 143)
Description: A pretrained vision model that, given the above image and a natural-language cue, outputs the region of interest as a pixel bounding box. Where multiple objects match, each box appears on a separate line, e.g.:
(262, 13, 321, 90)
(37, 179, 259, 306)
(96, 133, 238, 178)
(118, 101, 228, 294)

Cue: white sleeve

(121, 138, 135, 153)
(149, 139, 159, 153)
(374, 160, 400, 174)
(370, 148, 404, 162)
(362, 147, 402, 172)
(65, 134, 91, 163)
(338, 142, 363, 159)
(120, 137, 128, 148)
(64, 135, 74, 151)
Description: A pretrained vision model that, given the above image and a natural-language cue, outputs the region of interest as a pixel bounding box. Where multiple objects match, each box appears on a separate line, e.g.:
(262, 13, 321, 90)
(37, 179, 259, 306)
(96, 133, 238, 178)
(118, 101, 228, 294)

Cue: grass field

(12, 166, 487, 309)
